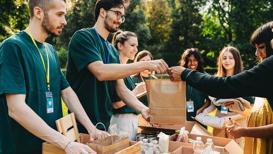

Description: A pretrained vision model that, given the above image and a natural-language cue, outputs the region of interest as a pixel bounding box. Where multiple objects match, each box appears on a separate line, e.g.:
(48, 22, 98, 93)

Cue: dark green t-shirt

(113, 76, 138, 114)
(66, 28, 119, 131)
(0, 31, 69, 153)
(186, 84, 208, 121)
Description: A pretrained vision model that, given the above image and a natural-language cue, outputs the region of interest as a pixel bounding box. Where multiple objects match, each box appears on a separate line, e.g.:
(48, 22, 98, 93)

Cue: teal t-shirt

(186, 84, 208, 121)
(131, 75, 149, 106)
(66, 28, 119, 131)
(0, 31, 69, 153)
(113, 76, 139, 114)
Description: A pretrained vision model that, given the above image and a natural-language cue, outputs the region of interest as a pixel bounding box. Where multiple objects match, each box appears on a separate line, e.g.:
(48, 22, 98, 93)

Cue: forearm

(116, 80, 147, 113)
(242, 124, 273, 138)
(89, 61, 148, 81)
(8, 100, 71, 149)
(181, 61, 273, 98)
(61, 87, 96, 133)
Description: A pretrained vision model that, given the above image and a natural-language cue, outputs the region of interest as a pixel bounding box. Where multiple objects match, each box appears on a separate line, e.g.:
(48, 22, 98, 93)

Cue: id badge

(186, 100, 194, 113)
(46, 91, 54, 114)
(221, 106, 228, 114)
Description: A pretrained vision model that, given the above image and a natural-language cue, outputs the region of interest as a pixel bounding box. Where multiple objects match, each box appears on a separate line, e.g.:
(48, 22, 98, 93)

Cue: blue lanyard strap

(93, 28, 110, 63)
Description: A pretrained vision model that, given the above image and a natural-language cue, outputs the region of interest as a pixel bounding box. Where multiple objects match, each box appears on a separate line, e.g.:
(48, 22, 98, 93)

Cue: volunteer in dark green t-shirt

(66, 0, 168, 132)
(0, 0, 107, 153)
(108, 31, 141, 140)
(178, 48, 209, 121)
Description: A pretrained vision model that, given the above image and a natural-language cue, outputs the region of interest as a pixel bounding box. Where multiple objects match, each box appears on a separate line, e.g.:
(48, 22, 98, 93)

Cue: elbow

(8, 107, 18, 120)
(96, 71, 107, 81)
(95, 69, 112, 81)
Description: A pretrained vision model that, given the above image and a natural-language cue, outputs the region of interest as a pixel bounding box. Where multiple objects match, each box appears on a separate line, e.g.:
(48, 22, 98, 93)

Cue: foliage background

(1, 0, 273, 72)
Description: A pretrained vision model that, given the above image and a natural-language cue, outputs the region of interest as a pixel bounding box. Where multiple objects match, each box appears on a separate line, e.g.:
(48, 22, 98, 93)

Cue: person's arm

(87, 60, 167, 81)
(229, 124, 273, 138)
(169, 56, 273, 98)
(115, 79, 149, 119)
(61, 87, 109, 140)
(6, 94, 94, 154)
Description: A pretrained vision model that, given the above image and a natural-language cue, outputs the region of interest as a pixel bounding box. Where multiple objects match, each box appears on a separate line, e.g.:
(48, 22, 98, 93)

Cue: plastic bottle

(202, 138, 214, 154)
(158, 132, 169, 153)
(176, 127, 189, 142)
(141, 138, 148, 154)
(193, 137, 204, 154)
(152, 140, 160, 154)
(146, 142, 153, 154)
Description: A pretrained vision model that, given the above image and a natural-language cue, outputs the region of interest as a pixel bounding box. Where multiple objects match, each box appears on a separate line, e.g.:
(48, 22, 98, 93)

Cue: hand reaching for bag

(140, 107, 151, 122)
(168, 66, 186, 81)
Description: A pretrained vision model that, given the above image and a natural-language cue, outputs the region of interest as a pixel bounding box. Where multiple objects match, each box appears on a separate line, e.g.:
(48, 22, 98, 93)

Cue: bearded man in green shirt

(66, 0, 169, 132)
(0, 0, 108, 153)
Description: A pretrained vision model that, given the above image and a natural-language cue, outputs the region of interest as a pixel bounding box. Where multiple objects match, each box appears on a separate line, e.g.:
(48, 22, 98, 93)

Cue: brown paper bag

(145, 77, 186, 125)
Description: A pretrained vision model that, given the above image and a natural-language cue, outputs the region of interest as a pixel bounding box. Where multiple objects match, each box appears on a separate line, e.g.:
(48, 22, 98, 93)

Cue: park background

(1, 0, 273, 73)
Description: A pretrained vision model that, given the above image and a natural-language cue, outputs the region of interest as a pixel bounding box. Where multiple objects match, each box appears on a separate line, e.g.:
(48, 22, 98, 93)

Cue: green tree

(209, 0, 273, 68)
(164, 0, 205, 66)
(143, 0, 172, 58)
(121, 0, 151, 51)
(0, 0, 29, 42)
(55, 0, 96, 68)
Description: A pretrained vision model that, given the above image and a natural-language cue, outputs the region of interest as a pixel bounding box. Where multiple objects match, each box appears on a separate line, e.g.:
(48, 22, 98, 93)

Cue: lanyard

(93, 28, 110, 63)
(26, 31, 51, 90)
(188, 86, 193, 101)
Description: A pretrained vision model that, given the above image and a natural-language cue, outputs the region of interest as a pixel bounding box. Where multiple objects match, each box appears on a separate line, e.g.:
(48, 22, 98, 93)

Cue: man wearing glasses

(66, 0, 168, 132)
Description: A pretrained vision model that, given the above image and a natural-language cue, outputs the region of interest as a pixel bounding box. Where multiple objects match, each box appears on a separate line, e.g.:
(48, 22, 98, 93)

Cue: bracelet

(64, 141, 72, 151)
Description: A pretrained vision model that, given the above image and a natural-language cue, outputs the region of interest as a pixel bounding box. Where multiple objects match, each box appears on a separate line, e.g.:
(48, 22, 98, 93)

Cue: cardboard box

(169, 141, 193, 154)
(115, 141, 141, 154)
(42, 134, 141, 154)
(184, 121, 211, 136)
(170, 133, 243, 154)
(138, 120, 211, 137)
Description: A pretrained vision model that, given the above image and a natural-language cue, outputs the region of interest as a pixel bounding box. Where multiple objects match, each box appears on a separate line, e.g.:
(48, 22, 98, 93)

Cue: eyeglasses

(107, 9, 125, 23)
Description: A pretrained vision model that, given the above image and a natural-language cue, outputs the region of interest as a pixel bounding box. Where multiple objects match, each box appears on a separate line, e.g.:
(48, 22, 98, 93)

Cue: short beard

(41, 12, 57, 37)
(104, 14, 119, 33)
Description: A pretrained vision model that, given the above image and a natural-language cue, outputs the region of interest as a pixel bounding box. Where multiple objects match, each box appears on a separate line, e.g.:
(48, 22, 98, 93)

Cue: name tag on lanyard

(221, 106, 228, 114)
(187, 100, 194, 113)
(46, 91, 54, 114)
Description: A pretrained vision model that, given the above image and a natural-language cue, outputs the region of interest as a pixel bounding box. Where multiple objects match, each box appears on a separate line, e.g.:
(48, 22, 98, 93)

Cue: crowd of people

(0, 0, 273, 154)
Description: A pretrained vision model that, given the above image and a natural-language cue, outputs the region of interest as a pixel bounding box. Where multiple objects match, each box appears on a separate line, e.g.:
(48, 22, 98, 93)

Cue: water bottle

(146, 142, 153, 154)
(202, 138, 214, 154)
(193, 137, 204, 154)
(152, 140, 160, 154)
(141, 139, 148, 154)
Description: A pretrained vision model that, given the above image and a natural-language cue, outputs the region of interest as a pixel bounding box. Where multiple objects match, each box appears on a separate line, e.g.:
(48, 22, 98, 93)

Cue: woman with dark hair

(179, 48, 209, 122)
(179, 48, 204, 73)
(168, 21, 273, 154)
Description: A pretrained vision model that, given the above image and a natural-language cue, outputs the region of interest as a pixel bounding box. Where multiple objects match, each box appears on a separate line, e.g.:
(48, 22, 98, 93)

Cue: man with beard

(0, 0, 108, 153)
(66, 0, 168, 132)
